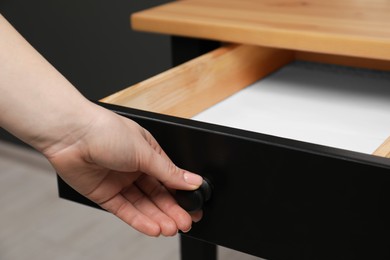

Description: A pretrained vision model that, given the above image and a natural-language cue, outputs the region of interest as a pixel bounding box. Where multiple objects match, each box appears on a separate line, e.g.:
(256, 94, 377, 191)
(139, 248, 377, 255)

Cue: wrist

(30, 99, 99, 158)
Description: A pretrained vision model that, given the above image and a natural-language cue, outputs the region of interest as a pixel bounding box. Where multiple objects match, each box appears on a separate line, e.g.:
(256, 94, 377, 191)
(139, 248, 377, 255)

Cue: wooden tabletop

(132, 0, 390, 61)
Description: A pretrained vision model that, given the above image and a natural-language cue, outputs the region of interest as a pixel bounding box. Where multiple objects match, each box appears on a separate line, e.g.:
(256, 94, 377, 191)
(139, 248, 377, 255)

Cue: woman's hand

(44, 105, 203, 237)
(0, 14, 203, 237)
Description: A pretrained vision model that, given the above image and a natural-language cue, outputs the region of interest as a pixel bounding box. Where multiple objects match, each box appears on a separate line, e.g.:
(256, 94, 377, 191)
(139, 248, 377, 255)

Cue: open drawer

(59, 44, 390, 260)
(101, 44, 390, 157)
(103, 44, 390, 259)
(58, 0, 390, 258)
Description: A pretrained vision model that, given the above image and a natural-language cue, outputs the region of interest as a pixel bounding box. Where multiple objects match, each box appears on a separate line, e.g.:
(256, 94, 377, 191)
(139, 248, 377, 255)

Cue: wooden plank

(295, 51, 390, 72)
(131, 0, 390, 61)
(373, 137, 390, 158)
(101, 44, 294, 118)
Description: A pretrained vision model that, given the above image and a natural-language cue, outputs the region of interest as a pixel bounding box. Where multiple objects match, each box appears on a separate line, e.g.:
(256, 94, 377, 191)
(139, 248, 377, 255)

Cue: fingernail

(182, 226, 192, 233)
(192, 215, 202, 223)
(183, 172, 203, 187)
(191, 211, 203, 223)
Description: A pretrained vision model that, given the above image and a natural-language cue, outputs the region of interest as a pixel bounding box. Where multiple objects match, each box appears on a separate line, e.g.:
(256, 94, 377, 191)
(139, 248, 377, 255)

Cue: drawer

(58, 44, 390, 260)
(101, 44, 390, 156)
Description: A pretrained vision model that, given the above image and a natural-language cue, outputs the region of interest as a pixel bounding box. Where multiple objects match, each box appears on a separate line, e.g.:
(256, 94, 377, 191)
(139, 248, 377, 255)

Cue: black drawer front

(58, 102, 390, 260)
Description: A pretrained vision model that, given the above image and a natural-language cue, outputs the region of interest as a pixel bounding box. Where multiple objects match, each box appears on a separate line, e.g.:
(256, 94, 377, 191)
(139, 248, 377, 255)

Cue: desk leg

(171, 36, 220, 66)
(180, 235, 217, 260)
(172, 36, 219, 260)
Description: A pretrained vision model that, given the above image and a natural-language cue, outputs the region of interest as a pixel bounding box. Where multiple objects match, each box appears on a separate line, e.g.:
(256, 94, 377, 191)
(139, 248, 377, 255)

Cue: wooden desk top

(132, 0, 390, 61)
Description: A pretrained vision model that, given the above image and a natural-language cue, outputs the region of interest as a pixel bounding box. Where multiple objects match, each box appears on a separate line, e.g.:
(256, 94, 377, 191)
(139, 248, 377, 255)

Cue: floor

(0, 140, 261, 260)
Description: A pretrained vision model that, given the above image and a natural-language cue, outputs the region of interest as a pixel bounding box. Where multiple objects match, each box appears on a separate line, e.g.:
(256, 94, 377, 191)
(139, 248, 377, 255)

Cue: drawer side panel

(101, 44, 294, 118)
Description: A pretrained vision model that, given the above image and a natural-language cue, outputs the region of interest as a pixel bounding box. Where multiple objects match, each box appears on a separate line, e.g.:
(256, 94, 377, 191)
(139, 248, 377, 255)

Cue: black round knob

(175, 178, 212, 212)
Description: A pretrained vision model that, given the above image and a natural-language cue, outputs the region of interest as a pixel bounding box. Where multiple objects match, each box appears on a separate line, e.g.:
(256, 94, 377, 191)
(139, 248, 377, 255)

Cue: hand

(0, 15, 203, 237)
(44, 104, 203, 237)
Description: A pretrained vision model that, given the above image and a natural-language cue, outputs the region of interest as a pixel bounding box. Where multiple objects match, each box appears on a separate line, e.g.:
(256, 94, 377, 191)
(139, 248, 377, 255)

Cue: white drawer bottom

(193, 62, 390, 154)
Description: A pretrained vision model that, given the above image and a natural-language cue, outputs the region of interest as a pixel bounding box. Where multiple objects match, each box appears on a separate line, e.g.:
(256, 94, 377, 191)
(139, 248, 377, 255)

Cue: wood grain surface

(373, 137, 390, 158)
(132, 0, 390, 60)
(101, 44, 293, 118)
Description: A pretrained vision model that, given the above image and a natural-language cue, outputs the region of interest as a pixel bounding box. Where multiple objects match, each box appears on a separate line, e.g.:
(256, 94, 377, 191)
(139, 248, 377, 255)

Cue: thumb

(138, 142, 203, 191)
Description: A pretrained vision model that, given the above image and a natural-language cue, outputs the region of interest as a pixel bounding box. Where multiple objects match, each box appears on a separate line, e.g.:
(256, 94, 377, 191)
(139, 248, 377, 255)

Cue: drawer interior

(101, 44, 390, 157)
(193, 61, 390, 155)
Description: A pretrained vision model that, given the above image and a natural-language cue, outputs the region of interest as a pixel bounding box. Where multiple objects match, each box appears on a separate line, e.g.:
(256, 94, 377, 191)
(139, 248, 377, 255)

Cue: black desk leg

(172, 36, 219, 260)
(180, 235, 217, 260)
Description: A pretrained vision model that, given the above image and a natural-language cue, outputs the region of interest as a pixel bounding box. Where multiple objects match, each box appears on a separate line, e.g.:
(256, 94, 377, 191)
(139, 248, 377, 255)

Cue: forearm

(0, 14, 96, 153)
(0, 15, 204, 236)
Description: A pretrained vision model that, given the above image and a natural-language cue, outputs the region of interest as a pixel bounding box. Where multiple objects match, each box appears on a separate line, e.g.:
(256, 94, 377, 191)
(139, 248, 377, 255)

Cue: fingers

(98, 193, 162, 237)
(121, 185, 179, 236)
(190, 210, 203, 223)
(137, 130, 203, 191)
(97, 118, 204, 236)
(136, 175, 196, 233)
(99, 185, 181, 237)
(135, 128, 205, 227)
(100, 175, 203, 237)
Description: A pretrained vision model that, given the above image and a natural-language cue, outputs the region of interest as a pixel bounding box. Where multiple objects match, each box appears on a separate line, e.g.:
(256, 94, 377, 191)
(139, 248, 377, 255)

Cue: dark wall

(0, 0, 172, 146)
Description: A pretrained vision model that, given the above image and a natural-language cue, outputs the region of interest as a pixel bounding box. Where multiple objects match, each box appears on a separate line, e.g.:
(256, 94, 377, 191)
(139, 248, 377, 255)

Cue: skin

(0, 14, 203, 237)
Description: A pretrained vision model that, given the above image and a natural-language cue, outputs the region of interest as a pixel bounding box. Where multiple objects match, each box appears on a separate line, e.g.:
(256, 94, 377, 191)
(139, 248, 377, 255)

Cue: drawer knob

(175, 178, 212, 212)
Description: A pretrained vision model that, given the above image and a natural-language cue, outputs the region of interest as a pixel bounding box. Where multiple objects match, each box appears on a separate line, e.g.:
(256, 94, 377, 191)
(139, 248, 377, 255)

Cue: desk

(58, 1, 390, 259)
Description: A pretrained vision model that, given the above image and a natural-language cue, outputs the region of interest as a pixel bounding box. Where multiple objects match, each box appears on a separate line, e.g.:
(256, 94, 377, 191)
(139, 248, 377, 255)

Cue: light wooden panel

(101, 44, 294, 118)
(131, 0, 390, 61)
(373, 137, 390, 158)
(295, 51, 390, 72)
